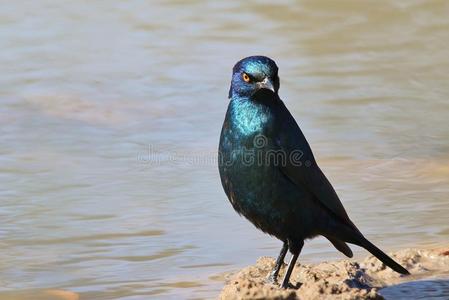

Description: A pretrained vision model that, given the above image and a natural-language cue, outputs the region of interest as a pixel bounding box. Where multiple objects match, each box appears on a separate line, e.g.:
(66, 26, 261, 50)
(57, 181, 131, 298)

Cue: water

(0, 0, 448, 299)
(381, 277, 449, 299)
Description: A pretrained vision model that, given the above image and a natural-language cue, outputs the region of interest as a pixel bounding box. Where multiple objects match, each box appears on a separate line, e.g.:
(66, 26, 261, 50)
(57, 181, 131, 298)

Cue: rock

(219, 246, 449, 299)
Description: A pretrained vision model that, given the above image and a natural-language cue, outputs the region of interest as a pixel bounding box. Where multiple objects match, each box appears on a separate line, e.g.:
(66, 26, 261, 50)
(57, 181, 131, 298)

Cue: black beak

(257, 77, 275, 93)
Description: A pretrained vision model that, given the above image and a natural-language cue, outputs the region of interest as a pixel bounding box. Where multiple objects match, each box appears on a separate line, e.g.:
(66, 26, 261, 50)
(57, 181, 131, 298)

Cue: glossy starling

(218, 56, 409, 288)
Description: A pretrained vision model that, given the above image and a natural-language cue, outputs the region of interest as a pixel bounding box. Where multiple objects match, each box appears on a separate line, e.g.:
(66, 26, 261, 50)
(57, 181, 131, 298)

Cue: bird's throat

(252, 89, 277, 104)
(230, 97, 271, 136)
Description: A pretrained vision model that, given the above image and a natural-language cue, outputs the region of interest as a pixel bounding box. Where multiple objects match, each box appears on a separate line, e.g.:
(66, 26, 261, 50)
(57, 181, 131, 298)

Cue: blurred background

(0, 0, 448, 299)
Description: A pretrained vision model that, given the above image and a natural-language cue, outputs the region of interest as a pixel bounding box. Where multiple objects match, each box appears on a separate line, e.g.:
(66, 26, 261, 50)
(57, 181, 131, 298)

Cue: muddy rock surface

(220, 247, 449, 299)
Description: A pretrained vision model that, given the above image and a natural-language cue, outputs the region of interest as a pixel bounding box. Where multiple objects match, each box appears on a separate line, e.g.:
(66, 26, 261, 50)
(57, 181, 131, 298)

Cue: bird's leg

(266, 241, 288, 284)
(280, 240, 303, 289)
(280, 253, 298, 288)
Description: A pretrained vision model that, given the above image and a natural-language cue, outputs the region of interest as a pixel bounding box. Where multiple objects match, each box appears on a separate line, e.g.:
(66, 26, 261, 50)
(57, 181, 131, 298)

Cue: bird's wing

(280, 156, 353, 226)
(276, 102, 355, 227)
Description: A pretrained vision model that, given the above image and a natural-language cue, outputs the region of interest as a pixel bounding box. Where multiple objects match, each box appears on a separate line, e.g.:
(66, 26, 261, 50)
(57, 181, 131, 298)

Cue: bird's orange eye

(242, 73, 251, 83)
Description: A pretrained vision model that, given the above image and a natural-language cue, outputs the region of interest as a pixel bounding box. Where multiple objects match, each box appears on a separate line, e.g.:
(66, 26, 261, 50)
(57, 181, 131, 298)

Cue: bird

(218, 55, 409, 289)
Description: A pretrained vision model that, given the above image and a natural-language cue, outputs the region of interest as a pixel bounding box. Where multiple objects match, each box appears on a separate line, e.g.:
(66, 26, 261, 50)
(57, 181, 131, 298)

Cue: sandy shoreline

(219, 246, 449, 299)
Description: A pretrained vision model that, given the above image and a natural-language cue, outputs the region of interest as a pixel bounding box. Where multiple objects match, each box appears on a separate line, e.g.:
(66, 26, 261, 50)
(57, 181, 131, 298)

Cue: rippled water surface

(1, 1, 448, 299)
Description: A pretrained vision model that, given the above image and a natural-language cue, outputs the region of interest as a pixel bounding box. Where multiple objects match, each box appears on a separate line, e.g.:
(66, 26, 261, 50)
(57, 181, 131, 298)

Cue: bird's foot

(280, 280, 301, 289)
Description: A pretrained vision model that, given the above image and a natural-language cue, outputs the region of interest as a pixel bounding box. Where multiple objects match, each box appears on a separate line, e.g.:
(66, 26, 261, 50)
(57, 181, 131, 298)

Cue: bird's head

(229, 56, 280, 99)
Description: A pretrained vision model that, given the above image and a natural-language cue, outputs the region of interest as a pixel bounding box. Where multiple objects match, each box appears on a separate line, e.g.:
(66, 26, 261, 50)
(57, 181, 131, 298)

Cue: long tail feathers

(358, 236, 410, 275)
(326, 221, 410, 275)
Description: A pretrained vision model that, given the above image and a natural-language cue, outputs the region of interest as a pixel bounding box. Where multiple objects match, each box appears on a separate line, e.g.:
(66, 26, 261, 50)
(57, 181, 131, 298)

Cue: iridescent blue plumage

(218, 56, 409, 288)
